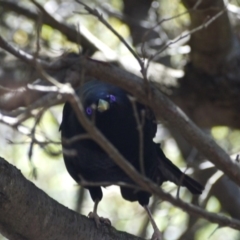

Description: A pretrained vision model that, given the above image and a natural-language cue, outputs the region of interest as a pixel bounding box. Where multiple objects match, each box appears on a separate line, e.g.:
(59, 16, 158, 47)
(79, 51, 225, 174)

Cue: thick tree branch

(0, 157, 143, 240)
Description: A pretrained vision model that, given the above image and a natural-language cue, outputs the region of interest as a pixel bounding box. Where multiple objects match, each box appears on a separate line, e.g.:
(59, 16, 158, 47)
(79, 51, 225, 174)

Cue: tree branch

(0, 156, 143, 240)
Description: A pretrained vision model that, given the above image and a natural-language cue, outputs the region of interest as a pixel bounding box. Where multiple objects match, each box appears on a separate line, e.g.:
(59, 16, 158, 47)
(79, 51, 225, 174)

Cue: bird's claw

(88, 212, 111, 228)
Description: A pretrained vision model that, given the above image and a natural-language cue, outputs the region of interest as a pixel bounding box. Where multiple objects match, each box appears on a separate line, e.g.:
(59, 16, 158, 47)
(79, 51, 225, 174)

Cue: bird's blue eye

(86, 107, 92, 115)
(108, 94, 116, 102)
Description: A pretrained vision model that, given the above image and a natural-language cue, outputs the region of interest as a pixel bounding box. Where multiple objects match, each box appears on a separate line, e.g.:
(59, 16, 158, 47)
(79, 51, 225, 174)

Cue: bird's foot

(150, 228, 163, 240)
(88, 212, 111, 228)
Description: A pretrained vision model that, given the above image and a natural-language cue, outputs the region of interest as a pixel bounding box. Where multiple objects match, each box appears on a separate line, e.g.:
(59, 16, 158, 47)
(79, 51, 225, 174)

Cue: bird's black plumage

(60, 79, 203, 233)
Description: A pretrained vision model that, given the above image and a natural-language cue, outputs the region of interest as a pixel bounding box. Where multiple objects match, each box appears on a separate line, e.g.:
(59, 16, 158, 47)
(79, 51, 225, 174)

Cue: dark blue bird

(60, 79, 203, 239)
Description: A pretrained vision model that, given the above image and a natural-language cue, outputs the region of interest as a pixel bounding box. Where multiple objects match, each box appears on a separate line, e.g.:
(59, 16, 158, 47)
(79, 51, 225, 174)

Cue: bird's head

(80, 80, 128, 118)
(85, 93, 117, 116)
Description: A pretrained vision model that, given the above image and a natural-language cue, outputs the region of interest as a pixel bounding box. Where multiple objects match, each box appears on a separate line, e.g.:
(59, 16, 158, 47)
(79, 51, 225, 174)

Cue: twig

(0, 35, 48, 68)
(28, 108, 45, 161)
(199, 170, 224, 207)
(62, 133, 91, 145)
(128, 96, 145, 176)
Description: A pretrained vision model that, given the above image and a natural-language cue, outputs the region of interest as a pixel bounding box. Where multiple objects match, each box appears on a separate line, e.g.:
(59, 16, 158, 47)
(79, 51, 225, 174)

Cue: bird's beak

(97, 99, 110, 112)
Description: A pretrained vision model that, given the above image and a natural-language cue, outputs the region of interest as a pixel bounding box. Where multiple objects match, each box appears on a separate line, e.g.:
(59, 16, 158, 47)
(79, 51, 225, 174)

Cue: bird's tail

(156, 144, 204, 195)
